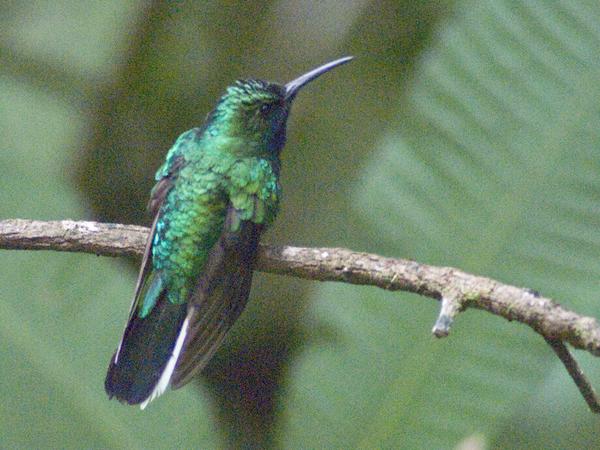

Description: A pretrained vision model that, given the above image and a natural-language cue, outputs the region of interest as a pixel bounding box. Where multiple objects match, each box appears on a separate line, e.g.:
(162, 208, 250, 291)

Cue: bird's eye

(260, 103, 272, 115)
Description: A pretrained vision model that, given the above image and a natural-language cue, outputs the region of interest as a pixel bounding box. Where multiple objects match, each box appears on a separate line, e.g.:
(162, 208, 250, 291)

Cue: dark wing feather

(171, 204, 263, 388)
(106, 155, 186, 404)
(147, 153, 184, 217)
(119, 155, 185, 331)
(105, 291, 188, 404)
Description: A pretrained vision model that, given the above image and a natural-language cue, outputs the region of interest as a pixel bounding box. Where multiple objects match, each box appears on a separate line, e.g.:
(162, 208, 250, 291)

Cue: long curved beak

(285, 56, 354, 100)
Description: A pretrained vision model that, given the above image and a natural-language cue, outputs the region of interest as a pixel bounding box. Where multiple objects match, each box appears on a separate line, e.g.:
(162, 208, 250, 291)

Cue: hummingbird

(105, 56, 353, 408)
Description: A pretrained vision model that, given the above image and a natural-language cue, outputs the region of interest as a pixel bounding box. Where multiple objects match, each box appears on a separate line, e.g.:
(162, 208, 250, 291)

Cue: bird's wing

(171, 203, 263, 388)
(105, 136, 197, 405)
(113, 153, 185, 360)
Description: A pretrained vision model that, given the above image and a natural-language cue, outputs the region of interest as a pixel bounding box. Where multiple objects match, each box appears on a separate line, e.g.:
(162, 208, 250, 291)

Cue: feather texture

(105, 57, 351, 407)
(173, 206, 263, 387)
(106, 127, 280, 406)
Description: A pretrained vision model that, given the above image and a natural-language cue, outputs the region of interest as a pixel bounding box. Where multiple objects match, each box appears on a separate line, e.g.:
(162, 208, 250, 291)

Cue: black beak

(285, 56, 354, 100)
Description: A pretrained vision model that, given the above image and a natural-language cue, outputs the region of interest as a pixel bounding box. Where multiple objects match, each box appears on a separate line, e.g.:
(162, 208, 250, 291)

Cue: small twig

(544, 337, 600, 414)
(432, 291, 463, 337)
(1, 218, 600, 412)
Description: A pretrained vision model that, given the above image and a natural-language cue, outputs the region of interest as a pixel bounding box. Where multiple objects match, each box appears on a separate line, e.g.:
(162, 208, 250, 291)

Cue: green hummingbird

(105, 56, 353, 408)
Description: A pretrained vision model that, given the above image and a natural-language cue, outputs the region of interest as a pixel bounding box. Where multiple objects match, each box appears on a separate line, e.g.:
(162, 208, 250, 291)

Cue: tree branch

(544, 337, 600, 414)
(1, 218, 600, 412)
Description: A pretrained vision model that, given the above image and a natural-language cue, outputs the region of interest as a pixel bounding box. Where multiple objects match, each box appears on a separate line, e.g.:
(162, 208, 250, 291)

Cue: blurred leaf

(492, 352, 600, 449)
(73, 0, 446, 447)
(0, 0, 142, 79)
(278, 0, 600, 447)
(8, 0, 599, 447)
(0, 63, 219, 450)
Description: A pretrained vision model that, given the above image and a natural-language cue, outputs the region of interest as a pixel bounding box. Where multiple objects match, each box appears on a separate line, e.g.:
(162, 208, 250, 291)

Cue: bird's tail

(105, 287, 188, 408)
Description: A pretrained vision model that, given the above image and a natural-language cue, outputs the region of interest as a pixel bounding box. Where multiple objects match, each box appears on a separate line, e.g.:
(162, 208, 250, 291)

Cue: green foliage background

(2, 0, 600, 448)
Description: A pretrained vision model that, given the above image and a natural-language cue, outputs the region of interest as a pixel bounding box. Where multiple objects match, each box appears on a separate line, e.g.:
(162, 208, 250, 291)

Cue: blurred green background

(2, 0, 600, 448)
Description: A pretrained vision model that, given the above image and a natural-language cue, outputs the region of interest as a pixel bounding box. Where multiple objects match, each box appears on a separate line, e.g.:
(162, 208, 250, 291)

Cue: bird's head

(205, 56, 353, 156)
